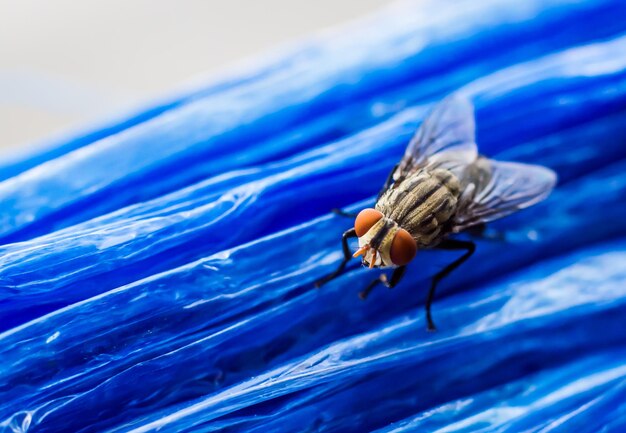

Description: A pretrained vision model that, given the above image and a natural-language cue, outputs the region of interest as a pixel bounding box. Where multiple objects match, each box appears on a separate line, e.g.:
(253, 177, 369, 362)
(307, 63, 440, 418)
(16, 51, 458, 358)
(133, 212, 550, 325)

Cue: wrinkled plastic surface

(1, 0, 626, 432)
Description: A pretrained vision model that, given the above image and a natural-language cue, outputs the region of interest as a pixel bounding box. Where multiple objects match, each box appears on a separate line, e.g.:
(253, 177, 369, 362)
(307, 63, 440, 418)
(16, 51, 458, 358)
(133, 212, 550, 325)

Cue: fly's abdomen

(377, 168, 461, 247)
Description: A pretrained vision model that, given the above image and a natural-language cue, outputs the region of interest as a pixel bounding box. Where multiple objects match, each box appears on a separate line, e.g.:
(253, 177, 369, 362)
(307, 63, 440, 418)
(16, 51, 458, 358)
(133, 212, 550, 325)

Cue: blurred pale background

(0, 0, 389, 154)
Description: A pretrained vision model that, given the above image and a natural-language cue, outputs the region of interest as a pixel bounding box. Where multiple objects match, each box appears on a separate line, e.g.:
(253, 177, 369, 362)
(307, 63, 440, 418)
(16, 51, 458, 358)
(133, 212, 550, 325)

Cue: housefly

(315, 95, 557, 331)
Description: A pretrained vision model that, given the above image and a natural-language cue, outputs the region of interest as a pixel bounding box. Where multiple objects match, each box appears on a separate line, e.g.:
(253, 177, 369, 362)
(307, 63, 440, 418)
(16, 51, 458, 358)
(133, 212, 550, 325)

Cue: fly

(315, 95, 557, 331)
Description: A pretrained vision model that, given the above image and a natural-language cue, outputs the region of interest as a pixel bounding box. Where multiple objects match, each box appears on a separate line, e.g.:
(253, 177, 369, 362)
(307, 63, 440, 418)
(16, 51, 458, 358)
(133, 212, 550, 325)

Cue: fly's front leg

(377, 163, 399, 201)
(332, 208, 359, 218)
(426, 239, 475, 331)
(334, 163, 399, 217)
(466, 223, 506, 242)
(359, 266, 406, 300)
(315, 228, 357, 288)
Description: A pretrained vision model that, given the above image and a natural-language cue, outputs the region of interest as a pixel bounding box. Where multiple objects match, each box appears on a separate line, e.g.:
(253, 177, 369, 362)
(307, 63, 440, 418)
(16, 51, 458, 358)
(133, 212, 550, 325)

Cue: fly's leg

(332, 208, 359, 218)
(359, 266, 406, 300)
(427, 239, 475, 331)
(333, 163, 399, 217)
(315, 228, 357, 288)
(466, 223, 505, 241)
(377, 163, 399, 200)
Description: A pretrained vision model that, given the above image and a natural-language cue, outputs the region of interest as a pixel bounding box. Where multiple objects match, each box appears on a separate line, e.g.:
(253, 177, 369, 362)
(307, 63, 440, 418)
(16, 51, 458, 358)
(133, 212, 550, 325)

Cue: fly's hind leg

(359, 266, 406, 300)
(315, 228, 357, 288)
(426, 239, 475, 331)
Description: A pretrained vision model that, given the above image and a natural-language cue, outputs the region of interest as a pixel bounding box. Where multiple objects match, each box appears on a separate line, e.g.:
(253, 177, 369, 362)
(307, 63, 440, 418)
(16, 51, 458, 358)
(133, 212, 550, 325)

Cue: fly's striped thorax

(376, 167, 461, 247)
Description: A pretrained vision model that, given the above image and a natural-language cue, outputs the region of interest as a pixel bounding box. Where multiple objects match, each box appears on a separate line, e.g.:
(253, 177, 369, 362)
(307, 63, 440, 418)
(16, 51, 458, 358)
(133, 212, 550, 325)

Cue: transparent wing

(453, 158, 557, 232)
(393, 94, 478, 185)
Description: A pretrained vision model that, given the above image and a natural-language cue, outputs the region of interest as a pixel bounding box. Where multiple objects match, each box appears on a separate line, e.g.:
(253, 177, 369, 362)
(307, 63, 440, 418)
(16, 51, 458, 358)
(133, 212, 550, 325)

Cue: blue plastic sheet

(1, 0, 626, 432)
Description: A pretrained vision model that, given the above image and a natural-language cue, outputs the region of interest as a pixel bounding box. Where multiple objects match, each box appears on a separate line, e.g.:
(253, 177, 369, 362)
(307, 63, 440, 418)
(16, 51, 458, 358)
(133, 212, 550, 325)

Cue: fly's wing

(452, 157, 557, 232)
(392, 94, 478, 186)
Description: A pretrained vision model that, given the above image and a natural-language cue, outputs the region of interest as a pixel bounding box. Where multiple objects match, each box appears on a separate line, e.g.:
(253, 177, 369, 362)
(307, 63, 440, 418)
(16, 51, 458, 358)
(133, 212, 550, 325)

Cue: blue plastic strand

(1, 0, 626, 242)
(3, 34, 626, 329)
(1, 0, 626, 432)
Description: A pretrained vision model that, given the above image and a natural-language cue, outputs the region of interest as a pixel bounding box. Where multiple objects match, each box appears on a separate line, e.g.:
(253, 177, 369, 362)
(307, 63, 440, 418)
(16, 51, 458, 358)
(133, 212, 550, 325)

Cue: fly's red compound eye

(390, 228, 417, 266)
(354, 208, 383, 237)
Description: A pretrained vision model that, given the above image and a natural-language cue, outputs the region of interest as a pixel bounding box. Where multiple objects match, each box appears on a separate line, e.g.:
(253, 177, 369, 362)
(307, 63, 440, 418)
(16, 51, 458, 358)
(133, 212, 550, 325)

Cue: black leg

(333, 163, 399, 217)
(315, 228, 357, 287)
(359, 266, 406, 300)
(466, 223, 505, 241)
(332, 208, 359, 218)
(426, 239, 475, 331)
(377, 163, 399, 200)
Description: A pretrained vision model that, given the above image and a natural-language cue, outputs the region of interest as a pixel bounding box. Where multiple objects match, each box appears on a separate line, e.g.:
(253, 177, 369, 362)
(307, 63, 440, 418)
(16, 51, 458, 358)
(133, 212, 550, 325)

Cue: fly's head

(352, 208, 417, 268)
